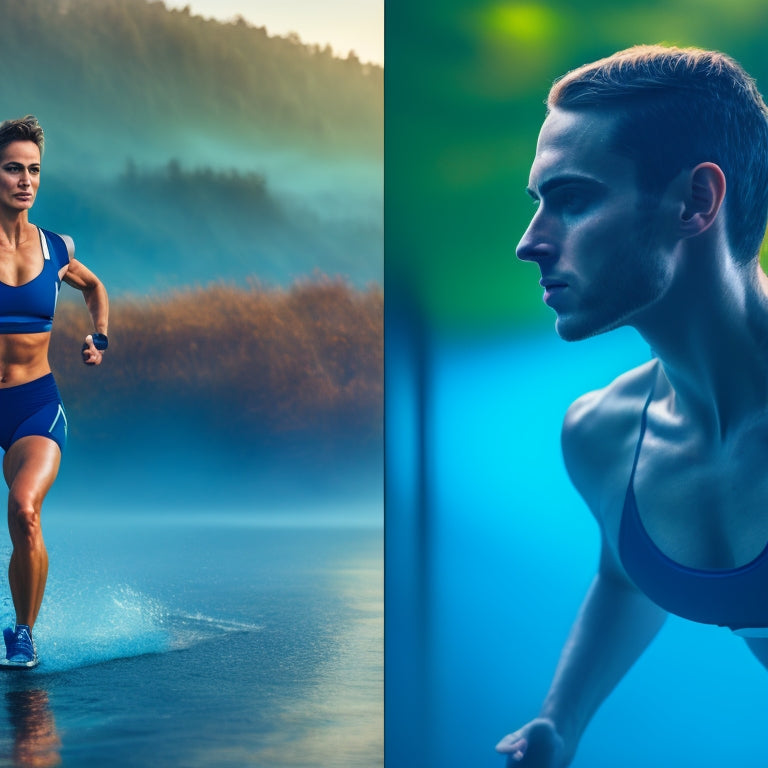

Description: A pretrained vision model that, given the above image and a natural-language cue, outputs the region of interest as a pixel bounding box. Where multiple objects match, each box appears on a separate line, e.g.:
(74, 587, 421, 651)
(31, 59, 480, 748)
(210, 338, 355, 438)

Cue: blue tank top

(0, 227, 70, 334)
(619, 378, 768, 634)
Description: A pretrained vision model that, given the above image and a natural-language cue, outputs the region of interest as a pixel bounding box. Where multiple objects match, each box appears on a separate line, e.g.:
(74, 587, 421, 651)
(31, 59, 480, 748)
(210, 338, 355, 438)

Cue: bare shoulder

(561, 359, 659, 515)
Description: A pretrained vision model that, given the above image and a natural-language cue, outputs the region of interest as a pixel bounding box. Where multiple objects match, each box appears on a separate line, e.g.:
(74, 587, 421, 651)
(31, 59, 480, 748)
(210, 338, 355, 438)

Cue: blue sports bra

(0, 227, 70, 334)
(619, 375, 768, 635)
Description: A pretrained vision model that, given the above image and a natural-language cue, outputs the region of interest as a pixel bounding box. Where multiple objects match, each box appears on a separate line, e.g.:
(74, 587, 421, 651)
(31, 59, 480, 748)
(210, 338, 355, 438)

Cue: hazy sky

(164, 0, 383, 64)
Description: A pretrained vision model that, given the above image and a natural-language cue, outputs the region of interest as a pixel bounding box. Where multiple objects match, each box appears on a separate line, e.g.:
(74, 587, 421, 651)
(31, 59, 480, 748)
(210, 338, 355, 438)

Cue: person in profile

(0, 116, 108, 669)
(496, 45, 768, 766)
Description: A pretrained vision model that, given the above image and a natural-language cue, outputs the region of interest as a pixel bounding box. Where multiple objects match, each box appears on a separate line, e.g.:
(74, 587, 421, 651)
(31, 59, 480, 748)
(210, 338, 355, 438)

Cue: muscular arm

(542, 550, 666, 756)
(62, 255, 109, 365)
(63, 258, 109, 336)
(498, 366, 666, 766)
(496, 547, 666, 766)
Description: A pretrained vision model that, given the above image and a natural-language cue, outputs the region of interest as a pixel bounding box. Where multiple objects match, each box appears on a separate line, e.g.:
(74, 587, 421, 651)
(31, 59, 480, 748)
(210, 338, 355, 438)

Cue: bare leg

(3, 436, 61, 629)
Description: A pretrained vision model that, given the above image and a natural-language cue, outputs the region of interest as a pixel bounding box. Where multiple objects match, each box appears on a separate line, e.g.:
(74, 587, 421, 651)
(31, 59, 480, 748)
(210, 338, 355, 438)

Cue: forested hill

(0, 0, 382, 169)
(0, 0, 382, 293)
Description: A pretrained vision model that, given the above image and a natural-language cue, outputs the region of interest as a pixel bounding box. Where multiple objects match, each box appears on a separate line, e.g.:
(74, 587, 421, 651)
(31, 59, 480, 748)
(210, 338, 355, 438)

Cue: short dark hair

(0, 115, 44, 159)
(548, 45, 768, 264)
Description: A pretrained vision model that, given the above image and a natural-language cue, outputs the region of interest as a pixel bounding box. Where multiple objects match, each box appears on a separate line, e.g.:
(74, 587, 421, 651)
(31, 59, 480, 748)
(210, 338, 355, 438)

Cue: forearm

(83, 282, 109, 335)
(539, 572, 666, 753)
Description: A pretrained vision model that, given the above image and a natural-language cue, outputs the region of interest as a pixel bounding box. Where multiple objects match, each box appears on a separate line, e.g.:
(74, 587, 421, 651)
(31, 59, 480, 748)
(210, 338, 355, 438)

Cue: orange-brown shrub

(50, 278, 383, 445)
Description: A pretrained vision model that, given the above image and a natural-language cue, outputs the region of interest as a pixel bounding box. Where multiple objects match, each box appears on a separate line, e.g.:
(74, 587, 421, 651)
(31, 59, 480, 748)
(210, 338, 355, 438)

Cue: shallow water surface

(0, 510, 382, 768)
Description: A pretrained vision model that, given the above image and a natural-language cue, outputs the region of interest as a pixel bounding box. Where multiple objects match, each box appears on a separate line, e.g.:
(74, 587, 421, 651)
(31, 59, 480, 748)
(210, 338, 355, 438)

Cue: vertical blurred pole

(384, 290, 433, 768)
(384, 1, 435, 764)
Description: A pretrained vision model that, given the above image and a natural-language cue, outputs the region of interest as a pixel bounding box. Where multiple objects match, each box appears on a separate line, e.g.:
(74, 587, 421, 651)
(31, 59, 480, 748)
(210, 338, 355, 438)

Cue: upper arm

(560, 361, 660, 583)
(561, 361, 657, 510)
(561, 391, 625, 582)
(560, 388, 608, 513)
(62, 257, 102, 293)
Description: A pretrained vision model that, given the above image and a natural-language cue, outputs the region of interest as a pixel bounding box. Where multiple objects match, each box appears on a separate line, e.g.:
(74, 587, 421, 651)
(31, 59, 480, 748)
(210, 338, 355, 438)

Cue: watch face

(92, 334, 108, 351)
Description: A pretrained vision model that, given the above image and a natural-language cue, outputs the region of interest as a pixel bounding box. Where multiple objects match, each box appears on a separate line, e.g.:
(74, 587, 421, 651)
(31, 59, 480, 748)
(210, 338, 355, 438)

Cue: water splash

(25, 584, 170, 673)
(0, 582, 261, 674)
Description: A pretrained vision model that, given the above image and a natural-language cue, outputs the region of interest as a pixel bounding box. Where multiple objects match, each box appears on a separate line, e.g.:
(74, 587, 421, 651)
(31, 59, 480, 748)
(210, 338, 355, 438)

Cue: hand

(495, 718, 568, 768)
(81, 334, 105, 366)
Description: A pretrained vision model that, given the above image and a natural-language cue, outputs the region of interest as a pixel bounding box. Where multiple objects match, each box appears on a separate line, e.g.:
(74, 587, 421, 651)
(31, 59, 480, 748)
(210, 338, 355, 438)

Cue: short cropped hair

(548, 45, 768, 265)
(0, 115, 44, 160)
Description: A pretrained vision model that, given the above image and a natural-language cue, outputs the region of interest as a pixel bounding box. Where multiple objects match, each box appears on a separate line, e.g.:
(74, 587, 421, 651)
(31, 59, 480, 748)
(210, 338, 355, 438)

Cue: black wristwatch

(91, 333, 109, 351)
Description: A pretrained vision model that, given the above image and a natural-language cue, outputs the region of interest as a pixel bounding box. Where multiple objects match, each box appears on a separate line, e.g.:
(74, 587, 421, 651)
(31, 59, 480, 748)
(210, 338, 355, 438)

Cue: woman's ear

(679, 162, 726, 236)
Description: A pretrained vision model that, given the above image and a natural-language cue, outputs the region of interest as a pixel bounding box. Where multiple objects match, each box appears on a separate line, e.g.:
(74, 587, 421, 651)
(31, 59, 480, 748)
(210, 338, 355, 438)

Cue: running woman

(0, 116, 108, 668)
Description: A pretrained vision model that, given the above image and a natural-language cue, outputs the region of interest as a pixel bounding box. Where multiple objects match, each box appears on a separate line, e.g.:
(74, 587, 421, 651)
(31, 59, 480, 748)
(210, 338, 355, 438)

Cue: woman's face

(0, 141, 41, 213)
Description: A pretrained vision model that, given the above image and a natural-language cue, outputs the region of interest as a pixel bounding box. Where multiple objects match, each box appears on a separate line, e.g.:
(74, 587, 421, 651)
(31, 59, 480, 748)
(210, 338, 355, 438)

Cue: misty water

(0, 493, 382, 767)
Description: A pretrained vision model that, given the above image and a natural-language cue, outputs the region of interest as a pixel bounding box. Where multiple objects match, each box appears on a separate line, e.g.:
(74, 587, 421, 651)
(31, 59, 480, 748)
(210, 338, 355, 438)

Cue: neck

(0, 211, 31, 248)
(634, 254, 768, 439)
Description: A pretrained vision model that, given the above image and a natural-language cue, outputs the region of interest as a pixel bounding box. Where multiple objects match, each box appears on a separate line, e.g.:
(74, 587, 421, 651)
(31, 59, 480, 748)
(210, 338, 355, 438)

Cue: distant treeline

(50, 278, 383, 452)
(121, 160, 273, 210)
(34, 162, 382, 293)
(0, 0, 382, 167)
(0, 0, 382, 300)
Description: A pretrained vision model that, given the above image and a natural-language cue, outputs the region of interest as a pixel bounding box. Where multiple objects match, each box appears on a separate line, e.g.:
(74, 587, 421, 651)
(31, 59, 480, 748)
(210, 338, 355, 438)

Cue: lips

(539, 277, 568, 306)
(539, 277, 568, 290)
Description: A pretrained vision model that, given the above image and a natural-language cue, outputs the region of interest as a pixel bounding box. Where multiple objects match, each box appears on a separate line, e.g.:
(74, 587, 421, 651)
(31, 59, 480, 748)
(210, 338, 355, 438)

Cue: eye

(552, 187, 589, 214)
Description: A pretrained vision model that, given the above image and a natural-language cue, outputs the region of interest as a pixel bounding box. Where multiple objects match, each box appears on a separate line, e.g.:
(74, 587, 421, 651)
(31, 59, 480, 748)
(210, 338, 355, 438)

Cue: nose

(18, 171, 31, 187)
(516, 212, 557, 263)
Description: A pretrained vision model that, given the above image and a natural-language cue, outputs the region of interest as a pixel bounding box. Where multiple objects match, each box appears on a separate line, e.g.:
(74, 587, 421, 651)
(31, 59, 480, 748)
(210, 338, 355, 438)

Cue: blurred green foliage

(386, 0, 768, 332)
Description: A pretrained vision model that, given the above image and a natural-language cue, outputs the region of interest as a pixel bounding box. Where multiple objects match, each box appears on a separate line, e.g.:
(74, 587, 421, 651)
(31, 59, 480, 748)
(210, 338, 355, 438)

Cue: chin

(554, 316, 589, 342)
(554, 314, 619, 343)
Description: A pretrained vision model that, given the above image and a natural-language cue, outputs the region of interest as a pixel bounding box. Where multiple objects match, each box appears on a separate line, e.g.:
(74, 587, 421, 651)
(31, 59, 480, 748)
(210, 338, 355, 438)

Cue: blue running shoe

(2, 624, 38, 668)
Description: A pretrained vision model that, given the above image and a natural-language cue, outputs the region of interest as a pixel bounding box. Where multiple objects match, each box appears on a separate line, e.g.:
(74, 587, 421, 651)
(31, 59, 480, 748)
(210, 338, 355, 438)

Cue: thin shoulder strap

(38, 228, 71, 270)
(628, 369, 658, 485)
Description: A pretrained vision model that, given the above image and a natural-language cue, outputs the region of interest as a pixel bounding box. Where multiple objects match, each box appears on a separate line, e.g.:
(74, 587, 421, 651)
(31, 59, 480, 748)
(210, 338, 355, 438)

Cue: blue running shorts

(0, 373, 67, 453)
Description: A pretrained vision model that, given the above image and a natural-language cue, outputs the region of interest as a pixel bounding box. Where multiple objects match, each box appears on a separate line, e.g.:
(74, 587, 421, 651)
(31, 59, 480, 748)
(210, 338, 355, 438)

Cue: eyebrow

(526, 174, 606, 199)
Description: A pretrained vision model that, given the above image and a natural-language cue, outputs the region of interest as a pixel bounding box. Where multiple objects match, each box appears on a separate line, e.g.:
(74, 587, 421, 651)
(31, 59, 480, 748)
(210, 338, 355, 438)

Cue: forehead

(528, 108, 636, 191)
(0, 141, 41, 164)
